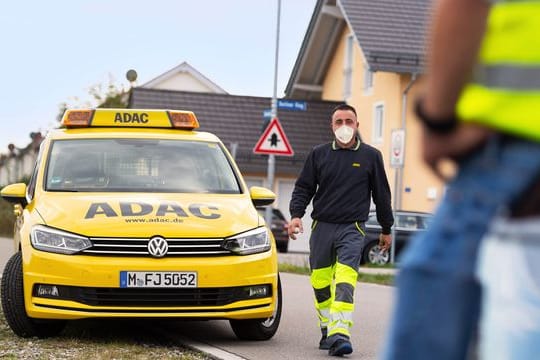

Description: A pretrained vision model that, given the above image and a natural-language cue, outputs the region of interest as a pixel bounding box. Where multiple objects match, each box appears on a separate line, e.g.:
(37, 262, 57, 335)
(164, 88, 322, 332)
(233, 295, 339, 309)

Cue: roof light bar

(168, 111, 199, 129)
(61, 110, 94, 127)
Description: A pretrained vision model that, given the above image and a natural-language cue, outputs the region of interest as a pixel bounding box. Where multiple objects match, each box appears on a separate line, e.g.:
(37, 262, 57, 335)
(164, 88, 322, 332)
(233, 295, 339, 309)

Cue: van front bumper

(22, 249, 278, 320)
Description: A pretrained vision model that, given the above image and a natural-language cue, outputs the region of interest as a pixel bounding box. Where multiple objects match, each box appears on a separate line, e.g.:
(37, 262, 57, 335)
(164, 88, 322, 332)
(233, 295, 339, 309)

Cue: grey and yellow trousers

(309, 221, 366, 340)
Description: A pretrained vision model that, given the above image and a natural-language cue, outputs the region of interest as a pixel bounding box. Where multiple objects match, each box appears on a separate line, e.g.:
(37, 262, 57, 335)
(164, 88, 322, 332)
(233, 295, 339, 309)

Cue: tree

(56, 75, 128, 123)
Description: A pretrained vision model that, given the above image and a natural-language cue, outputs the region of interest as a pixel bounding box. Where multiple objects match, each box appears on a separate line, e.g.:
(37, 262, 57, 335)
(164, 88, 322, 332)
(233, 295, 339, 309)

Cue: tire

(229, 275, 282, 340)
(363, 241, 390, 265)
(1, 252, 66, 338)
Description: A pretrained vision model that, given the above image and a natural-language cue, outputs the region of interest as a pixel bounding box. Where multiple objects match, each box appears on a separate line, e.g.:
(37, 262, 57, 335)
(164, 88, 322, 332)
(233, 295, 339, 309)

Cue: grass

(0, 198, 15, 237)
(362, 262, 397, 269)
(278, 263, 395, 286)
(0, 307, 210, 360)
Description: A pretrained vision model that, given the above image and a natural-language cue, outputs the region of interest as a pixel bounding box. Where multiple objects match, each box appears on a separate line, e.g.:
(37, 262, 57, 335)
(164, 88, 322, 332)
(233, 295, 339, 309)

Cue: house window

(363, 63, 373, 94)
(373, 103, 384, 143)
(343, 34, 354, 100)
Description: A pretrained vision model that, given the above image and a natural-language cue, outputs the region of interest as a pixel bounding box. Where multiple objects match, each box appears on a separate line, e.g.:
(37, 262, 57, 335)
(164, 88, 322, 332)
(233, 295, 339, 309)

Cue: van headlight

(223, 227, 270, 255)
(31, 225, 92, 254)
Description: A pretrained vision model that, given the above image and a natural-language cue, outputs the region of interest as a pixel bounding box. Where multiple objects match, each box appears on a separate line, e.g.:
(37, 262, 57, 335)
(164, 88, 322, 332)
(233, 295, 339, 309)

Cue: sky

(0, 0, 317, 152)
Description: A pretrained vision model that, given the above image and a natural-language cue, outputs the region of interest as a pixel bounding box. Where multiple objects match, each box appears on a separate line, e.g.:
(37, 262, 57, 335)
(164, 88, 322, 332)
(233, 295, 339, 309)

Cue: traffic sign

(253, 117, 294, 156)
(390, 129, 405, 168)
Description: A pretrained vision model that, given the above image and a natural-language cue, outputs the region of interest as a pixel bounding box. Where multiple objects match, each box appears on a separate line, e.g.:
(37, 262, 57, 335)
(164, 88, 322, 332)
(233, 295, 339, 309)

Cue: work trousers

(309, 221, 366, 341)
(383, 135, 540, 360)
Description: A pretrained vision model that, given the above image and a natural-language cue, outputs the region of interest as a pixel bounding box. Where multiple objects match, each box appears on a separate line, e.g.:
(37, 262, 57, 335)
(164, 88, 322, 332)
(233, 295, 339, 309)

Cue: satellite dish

(126, 69, 138, 82)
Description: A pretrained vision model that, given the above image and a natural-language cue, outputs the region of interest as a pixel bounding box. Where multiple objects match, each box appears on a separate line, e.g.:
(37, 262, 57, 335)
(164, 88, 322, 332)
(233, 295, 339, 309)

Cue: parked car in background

(362, 210, 432, 265)
(257, 208, 289, 253)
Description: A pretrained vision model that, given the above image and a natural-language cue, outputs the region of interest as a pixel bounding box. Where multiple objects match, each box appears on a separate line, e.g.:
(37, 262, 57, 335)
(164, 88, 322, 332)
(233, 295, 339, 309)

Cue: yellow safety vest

(456, 0, 540, 141)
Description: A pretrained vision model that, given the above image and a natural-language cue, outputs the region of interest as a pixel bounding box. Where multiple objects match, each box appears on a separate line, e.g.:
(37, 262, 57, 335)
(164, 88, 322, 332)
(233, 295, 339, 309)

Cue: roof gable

(286, 0, 430, 99)
(142, 61, 228, 94)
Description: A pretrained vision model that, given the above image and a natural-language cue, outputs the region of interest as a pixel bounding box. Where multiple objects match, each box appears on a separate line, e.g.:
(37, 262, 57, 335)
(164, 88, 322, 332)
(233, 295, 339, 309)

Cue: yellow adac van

(0, 108, 282, 340)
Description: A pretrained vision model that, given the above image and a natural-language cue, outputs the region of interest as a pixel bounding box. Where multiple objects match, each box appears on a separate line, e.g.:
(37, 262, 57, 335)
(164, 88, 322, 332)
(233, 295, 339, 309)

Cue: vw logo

(148, 236, 168, 258)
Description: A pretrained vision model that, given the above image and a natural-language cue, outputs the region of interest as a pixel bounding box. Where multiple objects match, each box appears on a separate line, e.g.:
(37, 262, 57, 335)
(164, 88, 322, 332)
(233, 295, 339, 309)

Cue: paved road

(0, 238, 394, 359)
(163, 272, 394, 360)
(0, 237, 14, 274)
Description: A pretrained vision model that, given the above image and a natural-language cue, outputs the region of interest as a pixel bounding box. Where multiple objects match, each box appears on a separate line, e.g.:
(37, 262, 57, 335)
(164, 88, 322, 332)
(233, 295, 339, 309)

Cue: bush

(0, 197, 15, 237)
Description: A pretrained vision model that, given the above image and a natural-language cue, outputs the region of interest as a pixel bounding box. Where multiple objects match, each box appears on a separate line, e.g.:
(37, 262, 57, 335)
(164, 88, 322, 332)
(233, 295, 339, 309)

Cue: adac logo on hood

(84, 201, 221, 220)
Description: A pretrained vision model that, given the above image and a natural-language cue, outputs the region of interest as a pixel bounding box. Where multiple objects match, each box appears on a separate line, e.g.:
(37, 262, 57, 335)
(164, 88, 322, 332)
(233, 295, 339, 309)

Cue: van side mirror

(1, 183, 28, 207)
(250, 186, 276, 207)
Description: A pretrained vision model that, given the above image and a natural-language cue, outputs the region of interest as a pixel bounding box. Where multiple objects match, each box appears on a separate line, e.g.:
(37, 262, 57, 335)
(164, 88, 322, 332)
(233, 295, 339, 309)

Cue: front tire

(229, 275, 282, 340)
(1, 252, 66, 338)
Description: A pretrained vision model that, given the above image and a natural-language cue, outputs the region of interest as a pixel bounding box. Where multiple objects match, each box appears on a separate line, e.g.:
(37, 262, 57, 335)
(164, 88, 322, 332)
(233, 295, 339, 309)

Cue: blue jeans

(383, 135, 540, 360)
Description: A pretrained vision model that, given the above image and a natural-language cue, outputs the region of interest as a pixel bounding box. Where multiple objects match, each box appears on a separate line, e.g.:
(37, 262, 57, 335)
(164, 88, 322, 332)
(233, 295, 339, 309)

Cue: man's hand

(288, 217, 303, 240)
(421, 123, 493, 179)
(379, 234, 392, 252)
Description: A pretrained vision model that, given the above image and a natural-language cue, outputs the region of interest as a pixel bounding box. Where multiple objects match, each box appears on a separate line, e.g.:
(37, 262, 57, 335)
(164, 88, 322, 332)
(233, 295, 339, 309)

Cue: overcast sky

(0, 0, 316, 152)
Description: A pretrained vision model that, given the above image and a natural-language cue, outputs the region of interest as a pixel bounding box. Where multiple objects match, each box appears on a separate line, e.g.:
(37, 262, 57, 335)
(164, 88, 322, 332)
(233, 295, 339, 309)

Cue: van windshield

(45, 139, 241, 193)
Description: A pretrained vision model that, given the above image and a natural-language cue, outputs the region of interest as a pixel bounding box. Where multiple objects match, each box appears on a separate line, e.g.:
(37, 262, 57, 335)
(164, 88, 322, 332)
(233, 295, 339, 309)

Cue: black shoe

(328, 339, 353, 356)
(319, 328, 330, 350)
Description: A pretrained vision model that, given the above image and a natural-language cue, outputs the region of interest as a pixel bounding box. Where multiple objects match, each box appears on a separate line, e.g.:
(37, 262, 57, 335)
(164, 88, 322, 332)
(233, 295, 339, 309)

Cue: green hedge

(0, 197, 15, 237)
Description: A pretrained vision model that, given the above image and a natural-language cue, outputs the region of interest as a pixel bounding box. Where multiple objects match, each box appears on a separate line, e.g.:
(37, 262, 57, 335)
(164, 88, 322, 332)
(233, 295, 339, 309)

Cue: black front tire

(229, 275, 282, 340)
(1, 252, 66, 338)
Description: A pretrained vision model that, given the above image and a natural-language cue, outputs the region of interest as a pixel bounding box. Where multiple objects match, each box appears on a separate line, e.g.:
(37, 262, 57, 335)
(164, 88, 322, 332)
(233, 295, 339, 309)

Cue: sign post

(390, 129, 405, 264)
(263, 0, 282, 227)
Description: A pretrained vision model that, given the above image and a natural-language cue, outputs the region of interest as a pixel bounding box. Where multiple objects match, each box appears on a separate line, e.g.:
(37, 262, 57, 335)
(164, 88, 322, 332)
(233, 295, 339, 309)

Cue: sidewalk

(278, 251, 398, 275)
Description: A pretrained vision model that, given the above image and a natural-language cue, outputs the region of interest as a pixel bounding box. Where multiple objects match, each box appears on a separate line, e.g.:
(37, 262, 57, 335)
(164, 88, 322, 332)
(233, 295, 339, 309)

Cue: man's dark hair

(331, 103, 357, 117)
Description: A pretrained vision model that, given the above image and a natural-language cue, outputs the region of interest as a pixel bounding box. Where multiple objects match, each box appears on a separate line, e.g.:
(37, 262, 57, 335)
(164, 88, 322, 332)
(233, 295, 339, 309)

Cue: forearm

(423, 0, 490, 117)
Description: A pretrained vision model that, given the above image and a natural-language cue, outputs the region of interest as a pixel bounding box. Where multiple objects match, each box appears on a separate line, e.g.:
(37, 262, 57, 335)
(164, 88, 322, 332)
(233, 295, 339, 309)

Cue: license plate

(120, 271, 197, 288)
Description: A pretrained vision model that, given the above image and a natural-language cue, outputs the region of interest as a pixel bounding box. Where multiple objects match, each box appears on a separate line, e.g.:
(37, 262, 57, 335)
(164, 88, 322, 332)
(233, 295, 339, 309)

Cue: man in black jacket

(288, 103, 393, 356)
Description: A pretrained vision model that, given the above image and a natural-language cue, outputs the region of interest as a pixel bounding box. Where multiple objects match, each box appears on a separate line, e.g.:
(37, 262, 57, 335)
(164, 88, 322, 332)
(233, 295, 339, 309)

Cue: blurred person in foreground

(289, 103, 393, 356)
(383, 0, 540, 359)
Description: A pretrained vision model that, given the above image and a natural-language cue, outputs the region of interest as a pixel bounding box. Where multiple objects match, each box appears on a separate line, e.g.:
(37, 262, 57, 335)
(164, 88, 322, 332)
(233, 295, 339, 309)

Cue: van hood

(35, 193, 261, 238)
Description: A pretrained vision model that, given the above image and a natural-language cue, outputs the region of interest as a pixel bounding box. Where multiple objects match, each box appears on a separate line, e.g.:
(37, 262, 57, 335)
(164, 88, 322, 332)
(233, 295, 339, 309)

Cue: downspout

(391, 73, 417, 264)
(396, 73, 417, 210)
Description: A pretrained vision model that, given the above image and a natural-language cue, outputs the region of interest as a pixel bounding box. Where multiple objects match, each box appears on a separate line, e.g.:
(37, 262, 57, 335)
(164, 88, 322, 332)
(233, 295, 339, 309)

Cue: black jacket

(289, 139, 394, 234)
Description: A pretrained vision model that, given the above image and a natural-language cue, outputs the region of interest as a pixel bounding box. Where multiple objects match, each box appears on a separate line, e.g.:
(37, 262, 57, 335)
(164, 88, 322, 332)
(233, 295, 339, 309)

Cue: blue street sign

(277, 100, 307, 111)
(263, 109, 272, 118)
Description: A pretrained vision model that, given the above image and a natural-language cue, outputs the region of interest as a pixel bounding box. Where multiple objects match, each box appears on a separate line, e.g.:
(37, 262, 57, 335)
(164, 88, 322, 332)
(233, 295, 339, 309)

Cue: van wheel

(229, 275, 282, 340)
(363, 241, 390, 265)
(1, 252, 66, 338)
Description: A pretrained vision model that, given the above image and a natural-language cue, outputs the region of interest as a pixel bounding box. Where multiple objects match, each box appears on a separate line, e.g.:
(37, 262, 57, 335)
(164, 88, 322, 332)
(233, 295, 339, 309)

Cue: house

(286, 0, 442, 213)
(0, 132, 43, 186)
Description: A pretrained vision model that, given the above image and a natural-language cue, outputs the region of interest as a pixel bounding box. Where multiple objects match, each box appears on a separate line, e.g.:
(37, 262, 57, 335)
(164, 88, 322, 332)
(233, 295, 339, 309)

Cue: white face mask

(334, 125, 355, 144)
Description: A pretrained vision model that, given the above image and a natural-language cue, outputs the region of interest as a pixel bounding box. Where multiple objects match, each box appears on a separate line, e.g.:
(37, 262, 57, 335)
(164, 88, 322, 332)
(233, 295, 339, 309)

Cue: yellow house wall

(399, 77, 445, 213)
(320, 28, 445, 213)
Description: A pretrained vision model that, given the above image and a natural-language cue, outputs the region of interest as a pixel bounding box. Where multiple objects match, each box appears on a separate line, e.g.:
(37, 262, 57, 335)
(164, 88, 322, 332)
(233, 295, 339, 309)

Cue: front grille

(33, 284, 272, 307)
(82, 237, 230, 256)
